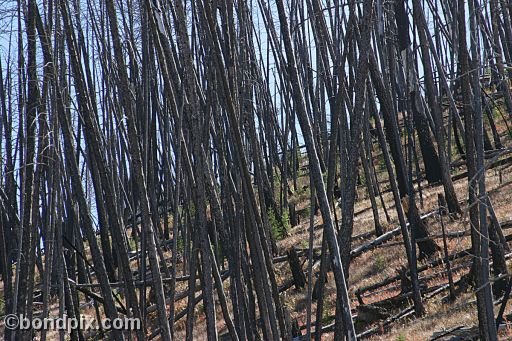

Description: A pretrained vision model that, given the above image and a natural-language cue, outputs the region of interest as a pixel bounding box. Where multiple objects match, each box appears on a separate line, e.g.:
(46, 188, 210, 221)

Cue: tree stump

(287, 247, 306, 290)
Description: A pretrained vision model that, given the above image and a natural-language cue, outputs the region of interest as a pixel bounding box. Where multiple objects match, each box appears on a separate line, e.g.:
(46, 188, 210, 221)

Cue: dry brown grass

(272, 126, 512, 339)
(2, 125, 512, 341)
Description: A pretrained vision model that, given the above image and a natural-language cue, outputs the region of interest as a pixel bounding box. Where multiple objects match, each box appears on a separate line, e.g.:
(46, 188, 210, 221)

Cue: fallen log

(356, 250, 512, 301)
(145, 270, 230, 314)
(326, 274, 511, 340)
(357, 283, 451, 339)
(68, 278, 127, 315)
(430, 326, 465, 340)
(355, 249, 470, 298)
(274, 220, 510, 266)
(377, 230, 469, 249)
(359, 262, 471, 301)
(73, 272, 203, 288)
(350, 211, 437, 259)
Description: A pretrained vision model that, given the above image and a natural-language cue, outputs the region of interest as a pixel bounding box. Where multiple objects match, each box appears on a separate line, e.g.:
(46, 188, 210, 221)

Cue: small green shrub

(359, 173, 367, 186)
(128, 236, 137, 250)
(299, 206, 311, 220)
(288, 185, 310, 205)
(176, 236, 185, 254)
(268, 208, 290, 240)
(373, 254, 386, 272)
(322, 309, 332, 324)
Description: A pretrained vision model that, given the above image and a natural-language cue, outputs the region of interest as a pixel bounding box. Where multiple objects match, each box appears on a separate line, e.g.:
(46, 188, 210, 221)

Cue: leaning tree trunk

(461, 0, 497, 338)
(273, 0, 357, 337)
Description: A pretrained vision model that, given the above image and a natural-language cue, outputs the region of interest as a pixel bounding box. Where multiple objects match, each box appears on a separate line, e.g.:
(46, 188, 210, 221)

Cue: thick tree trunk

(410, 91, 442, 184)
(461, 0, 497, 338)
(489, 217, 508, 298)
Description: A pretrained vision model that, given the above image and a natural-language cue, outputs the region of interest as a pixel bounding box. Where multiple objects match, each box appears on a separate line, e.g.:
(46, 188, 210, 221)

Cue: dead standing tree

(459, 0, 497, 339)
(1, 0, 512, 340)
(272, 0, 364, 338)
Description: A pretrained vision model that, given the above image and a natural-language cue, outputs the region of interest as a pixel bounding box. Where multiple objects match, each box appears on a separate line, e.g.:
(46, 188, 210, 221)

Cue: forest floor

(267, 119, 512, 339)
(278, 158, 512, 340)
(3, 149, 512, 340)
(171, 121, 512, 340)
(2, 124, 512, 341)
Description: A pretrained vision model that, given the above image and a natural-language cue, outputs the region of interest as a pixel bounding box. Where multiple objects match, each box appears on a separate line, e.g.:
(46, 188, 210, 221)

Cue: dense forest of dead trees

(1, 0, 512, 340)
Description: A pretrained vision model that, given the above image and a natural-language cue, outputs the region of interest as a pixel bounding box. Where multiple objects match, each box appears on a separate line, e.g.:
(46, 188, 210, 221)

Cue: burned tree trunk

(287, 248, 306, 290)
